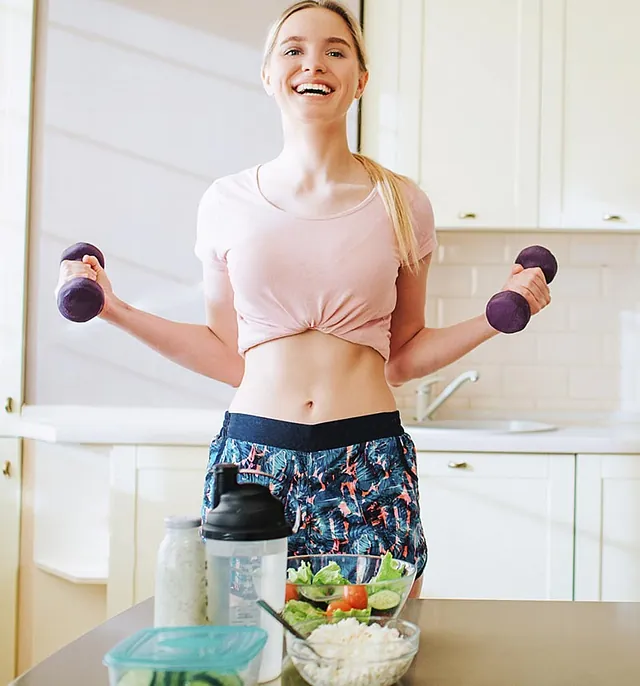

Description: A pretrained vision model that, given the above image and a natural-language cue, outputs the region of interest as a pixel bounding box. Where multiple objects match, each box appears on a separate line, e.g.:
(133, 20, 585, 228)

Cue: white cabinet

(0, 439, 21, 685)
(107, 445, 208, 617)
(362, 0, 541, 229)
(416, 452, 575, 600)
(0, 0, 32, 411)
(540, 0, 640, 230)
(362, 0, 640, 231)
(417, 0, 541, 229)
(574, 454, 640, 601)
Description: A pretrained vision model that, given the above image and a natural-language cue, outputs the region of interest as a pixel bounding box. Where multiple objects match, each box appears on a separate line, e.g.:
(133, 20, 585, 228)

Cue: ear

(355, 70, 369, 99)
(261, 67, 274, 96)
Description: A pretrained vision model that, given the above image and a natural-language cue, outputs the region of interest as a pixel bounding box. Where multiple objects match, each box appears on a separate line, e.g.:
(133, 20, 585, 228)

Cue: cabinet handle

(603, 214, 622, 221)
(4, 397, 13, 413)
(448, 461, 468, 469)
(2, 461, 11, 478)
(458, 212, 476, 219)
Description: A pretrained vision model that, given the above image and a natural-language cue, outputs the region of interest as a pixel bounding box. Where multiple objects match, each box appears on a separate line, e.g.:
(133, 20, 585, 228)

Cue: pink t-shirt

(194, 165, 437, 361)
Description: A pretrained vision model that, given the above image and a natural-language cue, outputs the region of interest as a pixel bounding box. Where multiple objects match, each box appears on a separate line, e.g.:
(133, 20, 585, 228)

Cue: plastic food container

(103, 625, 268, 686)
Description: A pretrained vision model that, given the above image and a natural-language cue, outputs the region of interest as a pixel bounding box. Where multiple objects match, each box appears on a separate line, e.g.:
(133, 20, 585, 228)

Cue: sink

(408, 419, 557, 434)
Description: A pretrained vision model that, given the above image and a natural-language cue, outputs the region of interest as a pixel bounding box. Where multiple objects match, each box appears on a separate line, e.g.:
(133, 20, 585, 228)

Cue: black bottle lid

(201, 463, 292, 542)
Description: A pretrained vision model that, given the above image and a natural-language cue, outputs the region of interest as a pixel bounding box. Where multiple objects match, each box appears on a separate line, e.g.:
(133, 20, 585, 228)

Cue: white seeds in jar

(154, 516, 207, 627)
(293, 618, 416, 686)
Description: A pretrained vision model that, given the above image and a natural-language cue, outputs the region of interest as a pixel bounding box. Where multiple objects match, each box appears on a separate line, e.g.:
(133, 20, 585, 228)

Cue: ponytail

(353, 153, 421, 272)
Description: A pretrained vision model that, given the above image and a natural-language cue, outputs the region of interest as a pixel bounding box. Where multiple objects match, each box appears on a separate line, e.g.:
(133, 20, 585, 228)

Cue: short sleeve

(405, 180, 437, 259)
(194, 181, 227, 272)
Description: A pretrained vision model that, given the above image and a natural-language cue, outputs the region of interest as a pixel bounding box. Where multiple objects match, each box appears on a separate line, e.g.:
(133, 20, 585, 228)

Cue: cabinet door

(0, 439, 21, 685)
(540, 0, 640, 229)
(108, 445, 209, 617)
(575, 454, 640, 601)
(362, 0, 542, 229)
(417, 452, 575, 600)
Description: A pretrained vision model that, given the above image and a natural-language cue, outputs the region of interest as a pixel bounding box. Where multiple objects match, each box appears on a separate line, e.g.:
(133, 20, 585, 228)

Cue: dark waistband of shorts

(222, 410, 405, 452)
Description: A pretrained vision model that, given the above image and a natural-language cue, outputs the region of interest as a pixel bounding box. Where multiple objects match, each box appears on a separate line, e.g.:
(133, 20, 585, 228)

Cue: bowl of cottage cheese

(285, 615, 420, 686)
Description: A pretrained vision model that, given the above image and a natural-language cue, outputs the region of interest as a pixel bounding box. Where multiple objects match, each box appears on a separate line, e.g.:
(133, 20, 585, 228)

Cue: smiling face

(262, 6, 369, 124)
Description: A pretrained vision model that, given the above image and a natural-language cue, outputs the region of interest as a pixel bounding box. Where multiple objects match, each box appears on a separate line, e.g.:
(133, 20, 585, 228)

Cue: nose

(302, 54, 326, 73)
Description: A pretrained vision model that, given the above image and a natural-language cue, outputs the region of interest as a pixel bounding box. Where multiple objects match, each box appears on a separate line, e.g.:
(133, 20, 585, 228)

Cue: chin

(285, 102, 350, 124)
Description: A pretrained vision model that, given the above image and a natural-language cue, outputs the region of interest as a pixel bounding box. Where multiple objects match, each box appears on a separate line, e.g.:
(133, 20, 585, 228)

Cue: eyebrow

(279, 35, 352, 48)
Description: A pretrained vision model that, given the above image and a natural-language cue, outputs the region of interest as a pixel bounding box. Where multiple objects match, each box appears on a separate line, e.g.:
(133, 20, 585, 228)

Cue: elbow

(224, 356, 244, 388)
(387, 330, 425, 386)
(385, 354, 412, 387)
(228, 371, 243, 388)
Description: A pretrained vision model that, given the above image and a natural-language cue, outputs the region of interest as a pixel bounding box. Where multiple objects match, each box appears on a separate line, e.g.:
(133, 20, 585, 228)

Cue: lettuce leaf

(282, 600, 326, 632)
(366, 552, 407, 594)
(287, 560, 314, 585)
(312, 560, 349, 586)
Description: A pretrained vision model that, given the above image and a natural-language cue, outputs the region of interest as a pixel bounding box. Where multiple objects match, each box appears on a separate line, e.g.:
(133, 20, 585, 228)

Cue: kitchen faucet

(414, 370, 480, 422)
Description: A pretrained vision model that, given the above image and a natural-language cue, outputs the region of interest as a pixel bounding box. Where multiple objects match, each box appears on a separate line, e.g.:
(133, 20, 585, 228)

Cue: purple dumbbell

(485, 245, 558, 334)
(57, 242, 106, 323)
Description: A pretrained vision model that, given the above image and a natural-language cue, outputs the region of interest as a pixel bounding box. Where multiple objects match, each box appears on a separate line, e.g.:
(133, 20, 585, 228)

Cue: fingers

(514, 270, 551, 314)
(82, 255, 103, 273)
(518, 284, 549, 314)
(503, 265, 551, 315)
(60, 258, 97, 281)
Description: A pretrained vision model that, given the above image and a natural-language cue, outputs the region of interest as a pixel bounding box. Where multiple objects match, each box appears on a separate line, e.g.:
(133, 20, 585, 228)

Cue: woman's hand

(55, 254, 119, 318)
(500, 264, 551, 315)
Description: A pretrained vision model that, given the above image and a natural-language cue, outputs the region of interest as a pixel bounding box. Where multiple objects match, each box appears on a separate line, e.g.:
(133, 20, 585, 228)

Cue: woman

(56, 0, 550, 595)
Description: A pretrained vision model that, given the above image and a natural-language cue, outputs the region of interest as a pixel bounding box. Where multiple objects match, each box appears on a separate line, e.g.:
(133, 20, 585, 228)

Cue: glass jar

(154, 515, 207, 627)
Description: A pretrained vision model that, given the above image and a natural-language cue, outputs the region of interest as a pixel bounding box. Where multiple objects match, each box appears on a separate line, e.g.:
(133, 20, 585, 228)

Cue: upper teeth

(295, 83, 332, 94)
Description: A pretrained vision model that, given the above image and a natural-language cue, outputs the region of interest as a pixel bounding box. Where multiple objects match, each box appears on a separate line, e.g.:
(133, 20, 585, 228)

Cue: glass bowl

(285, 615, 420, 686)
(283, 553, 416, 632)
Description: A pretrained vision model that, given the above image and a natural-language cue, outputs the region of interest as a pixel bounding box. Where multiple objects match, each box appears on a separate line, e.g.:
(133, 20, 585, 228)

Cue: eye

(327, 50, 345, 58)
(284, 48, 302, 56)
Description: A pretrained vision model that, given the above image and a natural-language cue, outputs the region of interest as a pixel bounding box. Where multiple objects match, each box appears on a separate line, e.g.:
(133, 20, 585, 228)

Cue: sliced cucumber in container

(117, 671, 243, 686)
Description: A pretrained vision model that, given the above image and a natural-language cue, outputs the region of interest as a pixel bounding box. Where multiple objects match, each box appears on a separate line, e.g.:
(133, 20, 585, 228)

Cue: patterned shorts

(201, 411, 428, 578)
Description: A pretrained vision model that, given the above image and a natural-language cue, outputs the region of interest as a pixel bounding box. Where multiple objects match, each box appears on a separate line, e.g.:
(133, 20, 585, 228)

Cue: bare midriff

(229, 330, 397, 423)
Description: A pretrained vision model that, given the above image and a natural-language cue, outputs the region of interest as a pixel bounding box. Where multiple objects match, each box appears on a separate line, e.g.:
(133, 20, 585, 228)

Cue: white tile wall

(393, 231, 640, 417)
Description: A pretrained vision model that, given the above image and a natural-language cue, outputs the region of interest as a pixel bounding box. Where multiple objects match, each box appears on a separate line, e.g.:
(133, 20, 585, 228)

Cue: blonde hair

(262, 0, 421, 271)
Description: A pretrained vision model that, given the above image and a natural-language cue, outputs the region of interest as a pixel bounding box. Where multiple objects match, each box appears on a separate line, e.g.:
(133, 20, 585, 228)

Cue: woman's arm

(75, 255, 244, 387)
(103, 303, 244, 388)
(385, 254, 550, 387)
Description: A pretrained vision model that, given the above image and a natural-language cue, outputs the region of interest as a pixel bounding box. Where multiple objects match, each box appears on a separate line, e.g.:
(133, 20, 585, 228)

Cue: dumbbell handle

(485, 245, 558, 334)
(57, 242, 106, 323)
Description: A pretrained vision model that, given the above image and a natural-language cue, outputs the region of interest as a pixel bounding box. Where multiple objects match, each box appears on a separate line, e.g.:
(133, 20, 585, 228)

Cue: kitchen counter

(11, 597, 640, 686)
(3, 404, 640, 453)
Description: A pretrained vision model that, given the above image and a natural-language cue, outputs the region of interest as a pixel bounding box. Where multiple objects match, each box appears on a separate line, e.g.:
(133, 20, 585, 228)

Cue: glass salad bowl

(285, 615, 420, 686)
(282, 553, 416, 632)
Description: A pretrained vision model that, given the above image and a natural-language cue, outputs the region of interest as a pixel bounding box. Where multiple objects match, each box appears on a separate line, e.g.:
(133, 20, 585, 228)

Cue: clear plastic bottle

(202, 464, 291, 684)
(154, 515, 207, 627)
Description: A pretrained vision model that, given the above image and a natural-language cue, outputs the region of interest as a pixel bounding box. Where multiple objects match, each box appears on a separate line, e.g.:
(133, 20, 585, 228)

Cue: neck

(275, 117, 357, 186)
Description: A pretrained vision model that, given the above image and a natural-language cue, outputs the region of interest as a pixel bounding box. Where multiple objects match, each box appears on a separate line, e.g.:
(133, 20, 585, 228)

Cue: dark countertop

(11, 597, 640, 685)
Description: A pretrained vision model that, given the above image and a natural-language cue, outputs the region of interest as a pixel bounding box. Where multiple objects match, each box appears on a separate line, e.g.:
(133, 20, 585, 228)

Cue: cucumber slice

(184, 672, 243, 686)
(367, 589, 401, 611)
(117, 668, 242, 686)
(300, 586, 342, 603)
(156, 672, 181, 686)
(118, 670, 156, 686)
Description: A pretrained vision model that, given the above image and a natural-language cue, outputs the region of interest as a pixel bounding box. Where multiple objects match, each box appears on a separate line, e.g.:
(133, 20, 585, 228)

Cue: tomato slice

(326, 599, 353, 616)
(285, 583, 299, 602)
(343, 584, 368, 610)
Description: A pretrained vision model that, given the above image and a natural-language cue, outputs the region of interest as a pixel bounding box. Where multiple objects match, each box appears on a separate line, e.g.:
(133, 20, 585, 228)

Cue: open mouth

(293, 83, 335, 97)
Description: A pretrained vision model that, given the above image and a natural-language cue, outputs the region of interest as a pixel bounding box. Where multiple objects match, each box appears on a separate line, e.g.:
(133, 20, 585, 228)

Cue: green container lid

(103, 625, 268, 674)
